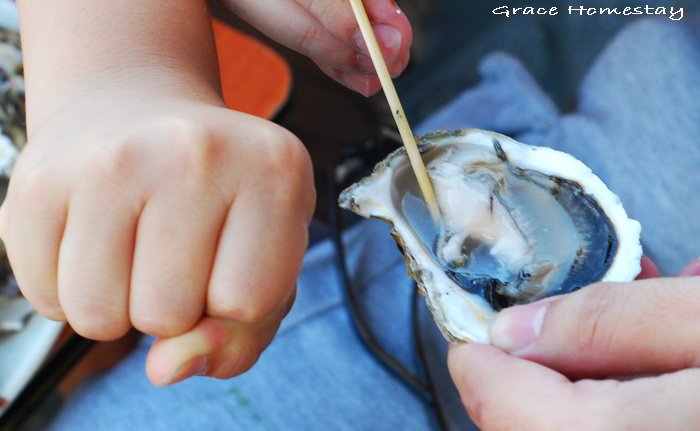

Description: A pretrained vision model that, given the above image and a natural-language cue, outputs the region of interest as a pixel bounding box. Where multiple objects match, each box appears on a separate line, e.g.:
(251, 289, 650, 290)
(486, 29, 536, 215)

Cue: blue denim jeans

(49, 17, 700, 431)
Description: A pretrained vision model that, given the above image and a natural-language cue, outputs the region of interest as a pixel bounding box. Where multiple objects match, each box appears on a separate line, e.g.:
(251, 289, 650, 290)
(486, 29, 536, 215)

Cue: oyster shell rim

(339, 129, 642, 343)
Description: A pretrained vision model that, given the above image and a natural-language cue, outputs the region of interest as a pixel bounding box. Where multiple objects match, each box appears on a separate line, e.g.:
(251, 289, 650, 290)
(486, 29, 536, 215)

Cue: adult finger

(489, 276, 700, 378)
(637, 256, 660, 279)
(679, 258, 700, 276)
(448, 344, 575, 431)
(448, 343, 700, 431)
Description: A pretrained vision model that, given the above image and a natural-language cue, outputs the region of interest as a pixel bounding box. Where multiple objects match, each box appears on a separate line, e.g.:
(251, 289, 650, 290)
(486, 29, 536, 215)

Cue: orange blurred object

(211, 19, 292, 120)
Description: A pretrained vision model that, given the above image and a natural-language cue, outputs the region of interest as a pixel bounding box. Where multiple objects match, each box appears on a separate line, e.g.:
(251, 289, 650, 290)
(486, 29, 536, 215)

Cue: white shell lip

(340, 129, 642, 344)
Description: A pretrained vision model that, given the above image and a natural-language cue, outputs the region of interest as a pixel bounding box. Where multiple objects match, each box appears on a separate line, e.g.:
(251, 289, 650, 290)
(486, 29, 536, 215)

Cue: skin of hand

(4, 0, 411, 385)
(221, 0, 413, 96)
(448, 258, 700, 431)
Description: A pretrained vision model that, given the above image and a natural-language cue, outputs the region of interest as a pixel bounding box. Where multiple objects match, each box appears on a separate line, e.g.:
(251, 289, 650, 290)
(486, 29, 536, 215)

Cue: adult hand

(221, 0, 413, 95)
(448, 259, 700, 430)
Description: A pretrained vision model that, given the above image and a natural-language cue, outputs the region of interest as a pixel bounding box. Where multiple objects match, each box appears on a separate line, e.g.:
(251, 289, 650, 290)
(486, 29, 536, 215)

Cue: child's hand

(10, 0, 412, 385)
(221, 0, 413, 95)
(0, 90, 314, 384)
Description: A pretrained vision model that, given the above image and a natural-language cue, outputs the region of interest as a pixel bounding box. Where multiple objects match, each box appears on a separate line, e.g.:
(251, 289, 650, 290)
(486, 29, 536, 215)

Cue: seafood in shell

(339, 129, 642, 343)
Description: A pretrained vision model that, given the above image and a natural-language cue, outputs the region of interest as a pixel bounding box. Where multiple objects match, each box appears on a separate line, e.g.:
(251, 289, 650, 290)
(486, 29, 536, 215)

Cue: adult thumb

(489, 270, 700, 379)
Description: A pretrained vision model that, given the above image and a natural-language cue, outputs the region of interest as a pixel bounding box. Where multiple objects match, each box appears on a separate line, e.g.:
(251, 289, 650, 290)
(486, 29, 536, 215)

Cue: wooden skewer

(347, 0, 440, 223)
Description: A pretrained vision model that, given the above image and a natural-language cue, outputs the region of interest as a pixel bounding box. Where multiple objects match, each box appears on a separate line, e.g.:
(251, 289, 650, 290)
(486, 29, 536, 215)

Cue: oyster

(339, 129, 641, 343)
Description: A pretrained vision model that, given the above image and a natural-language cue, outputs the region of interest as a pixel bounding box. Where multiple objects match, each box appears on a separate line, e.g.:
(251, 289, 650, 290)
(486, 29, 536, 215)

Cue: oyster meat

(339, 129, 641, 343)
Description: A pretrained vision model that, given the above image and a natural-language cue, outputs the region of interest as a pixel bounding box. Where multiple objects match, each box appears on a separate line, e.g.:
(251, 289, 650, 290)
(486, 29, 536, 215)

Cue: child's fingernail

(353, 25, 402, 63)
(157, 355, 208, 387)
(357, 53, 375, 73)
(338, 71, 371, 96)
(490, 298, 554, 353)
(373, 25, 402, 61)
(679, 258, 700, 276)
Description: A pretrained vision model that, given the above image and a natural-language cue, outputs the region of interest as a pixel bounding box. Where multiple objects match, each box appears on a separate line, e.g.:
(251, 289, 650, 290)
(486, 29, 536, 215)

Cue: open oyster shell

(339, 129, 642, 343)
